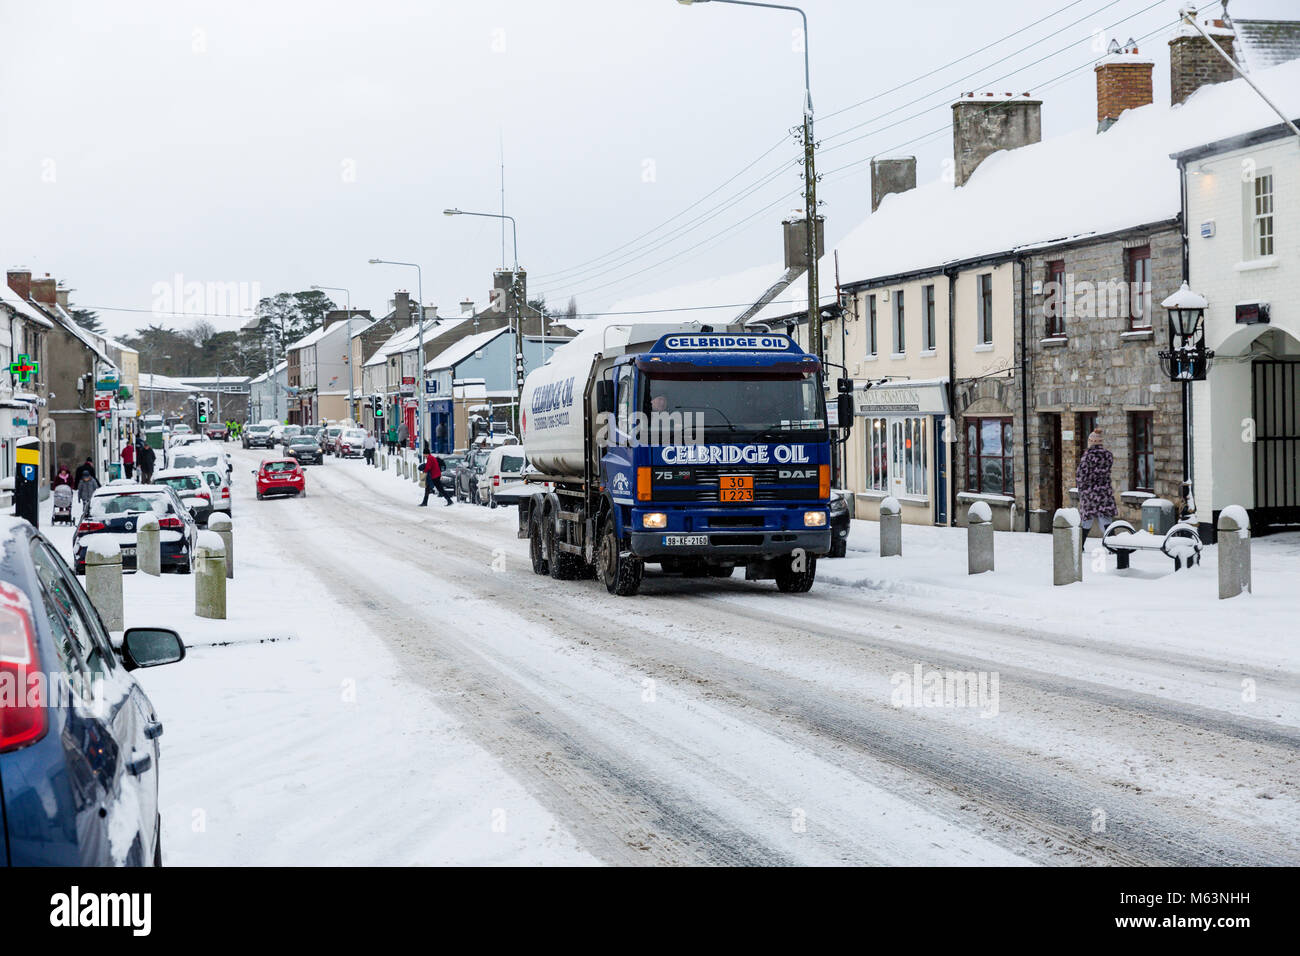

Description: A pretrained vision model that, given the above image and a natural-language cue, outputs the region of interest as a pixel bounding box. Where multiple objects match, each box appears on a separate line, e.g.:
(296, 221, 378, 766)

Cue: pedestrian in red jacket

(121, 440, 135, 479)
(419, 445, 454, 506)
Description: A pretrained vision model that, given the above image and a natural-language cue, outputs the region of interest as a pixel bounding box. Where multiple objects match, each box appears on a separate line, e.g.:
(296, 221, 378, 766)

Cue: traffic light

(197, 397, 211, 423)
(374, 396, 384, 419)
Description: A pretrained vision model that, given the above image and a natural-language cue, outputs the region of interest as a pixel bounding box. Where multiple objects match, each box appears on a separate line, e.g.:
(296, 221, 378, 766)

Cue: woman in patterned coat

(1076, 428, 1116, 546)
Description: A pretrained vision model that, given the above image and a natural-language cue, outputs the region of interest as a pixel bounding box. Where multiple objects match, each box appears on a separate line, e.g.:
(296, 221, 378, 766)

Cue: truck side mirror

(596, 380, 615, 414)
(837, 394, 854, 434)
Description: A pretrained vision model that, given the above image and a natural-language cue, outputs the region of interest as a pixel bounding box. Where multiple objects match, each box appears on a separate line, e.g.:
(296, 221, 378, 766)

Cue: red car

(255, 458, 307, 499)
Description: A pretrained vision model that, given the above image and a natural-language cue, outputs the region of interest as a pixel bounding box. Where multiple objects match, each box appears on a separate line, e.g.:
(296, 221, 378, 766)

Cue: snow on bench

(1101, 519, 1202, 572)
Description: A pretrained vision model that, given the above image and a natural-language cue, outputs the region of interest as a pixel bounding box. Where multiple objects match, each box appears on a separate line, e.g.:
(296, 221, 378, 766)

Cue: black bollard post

(15, 437, 40, 528)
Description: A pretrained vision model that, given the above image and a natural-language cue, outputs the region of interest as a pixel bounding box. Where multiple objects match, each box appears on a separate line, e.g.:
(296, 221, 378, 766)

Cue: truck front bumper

(629, 529, 830, 560)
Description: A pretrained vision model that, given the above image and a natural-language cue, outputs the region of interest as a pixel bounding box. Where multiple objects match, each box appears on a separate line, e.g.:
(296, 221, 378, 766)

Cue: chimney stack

(393, 290, 412, 323)
(1095, 41, 1153, 131)
(55, 284, 70, 309)
(30, 275, 57, 305)
(870, 156, 917, 212)
(460, 298, 475, 316)
(7, 269, 32, 301)
(1169, 18, 1238, 106)
(951, 93, 1042, 187)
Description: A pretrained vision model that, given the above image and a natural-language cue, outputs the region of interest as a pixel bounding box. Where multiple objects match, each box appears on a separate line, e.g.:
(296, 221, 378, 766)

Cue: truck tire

(774, 553, 816, 593)
(528, 512, 549, 576)
(546, 519, 582, 580)
(598, 522, 642, 596)
(706, 564, 735, 578)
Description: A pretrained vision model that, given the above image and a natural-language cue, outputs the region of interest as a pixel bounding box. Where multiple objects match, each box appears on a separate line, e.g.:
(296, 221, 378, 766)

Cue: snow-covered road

(176, 445, 1299, 866)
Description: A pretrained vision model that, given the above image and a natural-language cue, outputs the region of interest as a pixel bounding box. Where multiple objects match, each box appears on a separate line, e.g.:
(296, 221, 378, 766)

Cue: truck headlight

(642, 512, 667, 529)
(803, 511, 827, 527)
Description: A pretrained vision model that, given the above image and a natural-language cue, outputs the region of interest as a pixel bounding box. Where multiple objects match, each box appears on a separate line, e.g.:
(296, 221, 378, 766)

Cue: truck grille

(651, 464, 820, 503)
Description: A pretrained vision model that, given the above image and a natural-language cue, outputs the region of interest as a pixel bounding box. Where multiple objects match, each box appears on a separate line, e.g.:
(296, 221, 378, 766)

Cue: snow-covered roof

(833, 57, 1300, 285)
(425, 326, 508, 372)
(138, 372, 197, 393)
(362, 320, 441, 367)
(177, 375, 252, 385)
(285, 324, 331, 353)
(102, 336, 138, 355)
(0, 285, 55, 329)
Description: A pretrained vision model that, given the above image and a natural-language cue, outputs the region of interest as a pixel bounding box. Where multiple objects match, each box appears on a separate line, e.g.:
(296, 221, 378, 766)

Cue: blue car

(0, 515, 185, 865)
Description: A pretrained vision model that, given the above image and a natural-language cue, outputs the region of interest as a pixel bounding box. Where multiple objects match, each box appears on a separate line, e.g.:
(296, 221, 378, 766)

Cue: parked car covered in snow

(255, 458, 307, 499)
(72, 484, 200, 574)
(455, 447, 490, 503)
(152, 468, 215, 526)
(0, 514, 185, 865)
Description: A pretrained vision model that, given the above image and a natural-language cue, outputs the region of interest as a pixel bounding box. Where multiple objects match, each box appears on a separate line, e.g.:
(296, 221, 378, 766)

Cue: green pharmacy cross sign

(9, 354, 39, 383)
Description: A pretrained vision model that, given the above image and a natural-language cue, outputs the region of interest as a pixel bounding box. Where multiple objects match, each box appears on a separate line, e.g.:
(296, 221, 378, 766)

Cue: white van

(476, 446, 527, 508)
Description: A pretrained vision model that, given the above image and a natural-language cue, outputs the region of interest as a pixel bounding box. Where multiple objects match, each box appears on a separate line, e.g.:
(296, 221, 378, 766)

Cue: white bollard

(86, 541, 124, 631)
(1053, 508, 1083, 586)
(195, 531, 227, 620)
(879, 496, 902, 557)
(136, 513, 161, 577)
(1218, 506, 1251, 600)
(967, 502, 994, 575)
(208, 513, 233, 579)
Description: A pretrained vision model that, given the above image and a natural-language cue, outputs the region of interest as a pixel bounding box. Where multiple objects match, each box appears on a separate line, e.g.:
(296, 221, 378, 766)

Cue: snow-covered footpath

(39, 475, 595, 866)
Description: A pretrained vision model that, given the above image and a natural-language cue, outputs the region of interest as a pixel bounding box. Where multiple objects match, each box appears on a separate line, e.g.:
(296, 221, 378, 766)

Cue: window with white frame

(1251, 171, 1274, 259)
(977, 273, 993, 344)
(867, 417, 888, 490)
(893, 290, 905, 354)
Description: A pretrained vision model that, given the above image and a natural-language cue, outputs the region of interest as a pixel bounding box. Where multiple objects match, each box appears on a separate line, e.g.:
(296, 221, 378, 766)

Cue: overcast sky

(0, 0, 1233, 338)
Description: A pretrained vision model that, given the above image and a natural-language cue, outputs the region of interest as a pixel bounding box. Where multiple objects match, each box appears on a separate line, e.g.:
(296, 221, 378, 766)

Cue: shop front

(851, 378, 950, 525)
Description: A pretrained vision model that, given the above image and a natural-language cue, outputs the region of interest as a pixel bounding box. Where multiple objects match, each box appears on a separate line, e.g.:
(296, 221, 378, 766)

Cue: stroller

(51, 483, 75, 525)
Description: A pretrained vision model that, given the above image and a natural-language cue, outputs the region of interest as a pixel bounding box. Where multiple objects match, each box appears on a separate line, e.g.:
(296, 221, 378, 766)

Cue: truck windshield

(640, 371, 825, 442)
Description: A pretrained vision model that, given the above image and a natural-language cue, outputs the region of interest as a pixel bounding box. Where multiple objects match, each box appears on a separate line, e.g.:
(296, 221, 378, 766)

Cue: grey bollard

(1218, 506, 1251, 599)
(879, 496, 902, 557)
(967, 502, 994, 574)
(381, 453, 388, 472)
(208, 513, 234, 579)
(86, 541, 124, 632)
(136, 513, 161, 577)
(194, 532, 227, 620)
(1052, 508, 1083, 586)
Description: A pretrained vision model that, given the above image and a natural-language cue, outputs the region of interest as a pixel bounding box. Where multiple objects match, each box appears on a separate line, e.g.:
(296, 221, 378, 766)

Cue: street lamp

(443, 208, 525, 432)
(1159, 281, 1214, 522)
(311, 284, 357, 425)
(677, 0, 820, 363)
(368, 259, 427, 452)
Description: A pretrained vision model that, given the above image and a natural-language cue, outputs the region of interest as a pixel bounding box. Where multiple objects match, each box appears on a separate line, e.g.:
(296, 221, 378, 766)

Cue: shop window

(1131, 411, 1154, 493)
(966, 417, 1014, 495)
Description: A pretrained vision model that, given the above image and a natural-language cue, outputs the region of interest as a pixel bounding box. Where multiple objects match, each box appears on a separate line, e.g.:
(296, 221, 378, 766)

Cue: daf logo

(779, 469, 816, 479)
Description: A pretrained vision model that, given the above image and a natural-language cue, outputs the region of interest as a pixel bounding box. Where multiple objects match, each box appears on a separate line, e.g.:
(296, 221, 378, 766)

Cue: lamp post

(368, 259, 426, 452)
(677, 0, 820, 363)
(1159, 281, 1214, 521)
(311, 284, 356, 425)
(444, 208, 525, 433)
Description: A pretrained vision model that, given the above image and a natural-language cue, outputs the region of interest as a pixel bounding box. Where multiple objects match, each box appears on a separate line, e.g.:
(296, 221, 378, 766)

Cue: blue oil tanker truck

(518, 325, 852, 595)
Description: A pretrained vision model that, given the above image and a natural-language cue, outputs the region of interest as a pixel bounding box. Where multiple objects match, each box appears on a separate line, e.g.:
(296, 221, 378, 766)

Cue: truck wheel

(546, 519, 581, 580)
(706, 564, 735, 578)
(774, 553, 816, 593)
(528, 513, 549, 575)
(598, 522, 642, 596)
